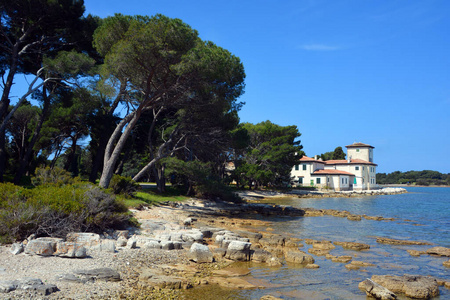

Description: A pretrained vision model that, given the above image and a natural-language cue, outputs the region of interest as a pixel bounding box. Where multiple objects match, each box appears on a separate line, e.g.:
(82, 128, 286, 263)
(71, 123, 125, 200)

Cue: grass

(121, 187, 189, 208)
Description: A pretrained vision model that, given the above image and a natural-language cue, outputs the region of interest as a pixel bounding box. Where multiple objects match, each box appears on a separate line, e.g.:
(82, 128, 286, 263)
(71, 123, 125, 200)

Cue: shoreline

(1, 191, 448, 299)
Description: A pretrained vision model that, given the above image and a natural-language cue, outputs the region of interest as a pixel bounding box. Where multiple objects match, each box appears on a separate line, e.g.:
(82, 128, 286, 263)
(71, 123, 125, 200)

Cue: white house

(291, 142, 378, 191)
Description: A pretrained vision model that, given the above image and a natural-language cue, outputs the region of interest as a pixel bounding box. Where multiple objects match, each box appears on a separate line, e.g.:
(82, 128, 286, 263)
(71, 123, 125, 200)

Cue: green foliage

(31, 166, 74, 186)
(109, 174, 140, 196)
(0, 182, 134, 243)
(318, 146, 346, 161)
(376, 170, 450, 186)
(234, 121, 302, 189)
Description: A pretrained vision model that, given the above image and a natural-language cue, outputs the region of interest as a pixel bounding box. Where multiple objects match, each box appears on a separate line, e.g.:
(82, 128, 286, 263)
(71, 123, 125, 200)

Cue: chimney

(348, 155, 351, 163)
(314, 155, 318, 160)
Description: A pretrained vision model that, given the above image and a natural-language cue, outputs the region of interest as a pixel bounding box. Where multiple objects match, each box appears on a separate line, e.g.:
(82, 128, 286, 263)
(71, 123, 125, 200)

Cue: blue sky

(11, 0, 450, 173)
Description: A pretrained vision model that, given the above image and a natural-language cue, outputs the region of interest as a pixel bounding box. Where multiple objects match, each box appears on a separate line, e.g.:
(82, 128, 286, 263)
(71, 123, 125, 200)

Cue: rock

(24, 239, 54, 256)
(347, 215, 362, 221)
(116, 237, 128, 247)
(331, 255, 352, 263)
(308, 248, 330, 256)
(426, 246, 450, 257)
(259, 235, 286, 248)
(183, 217, 193, 226)
(144, 240, 162, 249)
(10, 243, 24, 255)
(115, 230, 129, 239)
(225, 241, 252, 261)
(91, 239, 116, 253)
(371, 275, 439, 299)
(376, 237, 432, 246)
(285, 251, 314, 264)
(359, 278, 397, 300)
(161, 241, 175, 250)
(0, 280, 16, 293)
(0, 278, 58, 296)
(351, 260, 375, 267)
(260, 295, 283, 300)
(305, 263, 320, 269)
(334, 241, 370, 251)
(127, 239, 137, 249)
(407, 249, 424, 257)
(312, 241, 335, 250)
(443, 260, 450, 268)
(251, 249, 273, 263)
(188, 243, 214, 263)
(345, 264, 360, 270)
(235, 230, 263, 243)
(54, 241, 87, 258)
(267, 257, 283, 267)
(73, 268, 121, 282)
(66, 232, 101, 247)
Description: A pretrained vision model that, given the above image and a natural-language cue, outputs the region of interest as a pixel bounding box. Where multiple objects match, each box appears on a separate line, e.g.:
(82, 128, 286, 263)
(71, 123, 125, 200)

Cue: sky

(10, 0, 450, 174)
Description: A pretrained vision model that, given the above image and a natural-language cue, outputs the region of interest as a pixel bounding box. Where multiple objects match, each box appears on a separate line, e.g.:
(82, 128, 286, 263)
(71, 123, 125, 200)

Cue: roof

(299, 156, 326, 164)
(312, 169, 355, 176)
(325, 158, 377, 166)
(346, 142, 374, 149)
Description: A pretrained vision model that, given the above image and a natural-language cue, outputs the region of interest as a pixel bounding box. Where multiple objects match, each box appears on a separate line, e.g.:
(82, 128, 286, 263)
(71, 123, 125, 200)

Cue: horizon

(8, 0, 450, 174)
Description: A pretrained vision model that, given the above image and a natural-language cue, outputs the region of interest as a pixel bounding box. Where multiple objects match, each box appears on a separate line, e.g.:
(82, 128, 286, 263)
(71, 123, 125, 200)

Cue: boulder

(225, 241, 252, 261)
(144, 240, 162, 249)
(426, 246, 450, 257)
(127, 239, 137, 249)
(91, 239, 116, 253)
(285, 251, 314, 264)
(0, 278, 58, 296)
(10, 243, 24, 255)
(251, 249, 273, 263)
(359, 278, 397, 300)
(312, 241, 335, 250)
(66, 232, 101, 247)
(25, 239, 54, 256)
(116, 237, 128, 247)
(259, 235, 286, 248)
(305, 263, 320, 269)
(54, 241, 87, 258)
(161, 241, 174, 250)
(331, 255, 352, 263)
(188, 243, 213, 263)
(371, 275, 439, 299)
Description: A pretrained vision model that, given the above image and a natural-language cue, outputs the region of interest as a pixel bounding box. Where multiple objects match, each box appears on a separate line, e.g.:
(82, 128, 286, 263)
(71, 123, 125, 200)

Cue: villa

(291, 142, 378, 191)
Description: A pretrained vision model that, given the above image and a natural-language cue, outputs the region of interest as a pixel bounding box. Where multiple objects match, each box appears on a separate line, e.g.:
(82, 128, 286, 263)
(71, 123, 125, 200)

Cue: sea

(196, 187, 450, 299)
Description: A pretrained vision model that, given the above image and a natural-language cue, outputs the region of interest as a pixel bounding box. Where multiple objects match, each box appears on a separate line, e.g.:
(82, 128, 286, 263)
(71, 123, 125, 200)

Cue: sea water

(235, 187, 450, 299)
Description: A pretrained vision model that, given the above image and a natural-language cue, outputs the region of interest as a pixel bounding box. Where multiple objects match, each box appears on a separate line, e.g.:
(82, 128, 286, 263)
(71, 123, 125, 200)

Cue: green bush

(0, 182, 135, 243)
(31, 166, 74, 186)
(109, 174, 140, 196)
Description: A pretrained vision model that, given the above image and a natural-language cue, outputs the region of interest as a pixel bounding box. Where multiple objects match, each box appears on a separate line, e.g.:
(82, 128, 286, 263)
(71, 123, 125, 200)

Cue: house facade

(291, 142, 378, 191)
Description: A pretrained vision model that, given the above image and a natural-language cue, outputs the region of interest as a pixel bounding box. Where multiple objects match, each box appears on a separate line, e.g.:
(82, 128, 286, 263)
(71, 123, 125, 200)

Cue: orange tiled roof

(312, 169, 355, 176)
(346, 142, 374, 148)
(299, 156, 326, 163)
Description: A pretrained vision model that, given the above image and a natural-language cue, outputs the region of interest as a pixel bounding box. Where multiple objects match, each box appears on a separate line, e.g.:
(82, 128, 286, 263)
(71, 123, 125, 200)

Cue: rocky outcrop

(0, 278, 58, 296)
(369, 275, 439, 299)
(334, 241, 370, 251)
(376, 237, 432, 246)
(359, 278, 397, 300)
(426, 246, 450, 257)
(285, 251, 314, 264)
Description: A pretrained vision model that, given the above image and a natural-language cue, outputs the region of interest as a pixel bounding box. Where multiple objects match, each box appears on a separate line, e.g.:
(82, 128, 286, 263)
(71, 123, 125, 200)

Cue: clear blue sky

(12, 0, 450, 174)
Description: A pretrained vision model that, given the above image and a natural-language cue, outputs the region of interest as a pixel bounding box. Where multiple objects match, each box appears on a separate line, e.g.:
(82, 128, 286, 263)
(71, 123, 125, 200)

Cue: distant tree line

(0, 0, 301, 196)
(376, 170, 450, 186)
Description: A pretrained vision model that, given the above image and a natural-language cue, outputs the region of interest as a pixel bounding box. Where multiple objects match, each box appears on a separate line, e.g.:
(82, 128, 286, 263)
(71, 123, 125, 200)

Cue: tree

(236, 121, 302, 189)
(332, 146, 346, 160)
(0, 0, 99, 181)
(94, 14, 245, 188)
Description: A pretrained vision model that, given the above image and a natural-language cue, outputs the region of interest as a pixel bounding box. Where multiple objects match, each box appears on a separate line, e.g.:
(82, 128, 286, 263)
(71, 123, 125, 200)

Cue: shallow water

(233, 187, 450, 299)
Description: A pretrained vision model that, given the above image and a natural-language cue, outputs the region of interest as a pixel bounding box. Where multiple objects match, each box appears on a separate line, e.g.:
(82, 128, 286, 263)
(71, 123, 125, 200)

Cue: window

(295, 165, 299, 171)
(316, 178, 321, 184)
(356, 148, 360, 152)
(363, 166, 365, 171)
(302, 164, 307, 170)
(345, 178, 348, 184)
(355, 166, 359, 171)
(299, 177, 303, 184)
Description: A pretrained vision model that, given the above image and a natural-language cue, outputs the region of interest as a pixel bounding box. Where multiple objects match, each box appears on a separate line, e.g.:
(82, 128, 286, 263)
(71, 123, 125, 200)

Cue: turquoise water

(238, 187, 450, 299)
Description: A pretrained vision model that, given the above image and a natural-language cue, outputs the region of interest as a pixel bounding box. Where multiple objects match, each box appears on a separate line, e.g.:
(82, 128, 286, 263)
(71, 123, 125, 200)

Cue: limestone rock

(267, 257, 283, 267)
(371, 275, 439, 299)
(426, 246, 450, 257)
(54, 241, 87, 258)
(10, 243, 24, 255)
(345, 264, 360, 270)
(308, 248, 330, 256)
(334, 241, 370, 251)
(127, 239, 137, 249)
(116, 237, 128, 247)
(188, 243, 213, 263)
(285, 251, 314, 264)
(331, 255, 352, 263)
(350, 260, 375, 267)
(443, 260, 450, 268)
(305, 263, 320, 269)
(73, 268, 121, 282)
(312, 241, 335, 250)
(251, 249, 273, 263)
(225, 241, 252, 261)
(25, 239, 54, 256)
(66, 232, 101, 247)
(0, 278, 58, 296)
(359, 278, 397, 300)
(407, 249, 425, 257)
(376, 237, 432, 246)
(347, 215, 362, 221)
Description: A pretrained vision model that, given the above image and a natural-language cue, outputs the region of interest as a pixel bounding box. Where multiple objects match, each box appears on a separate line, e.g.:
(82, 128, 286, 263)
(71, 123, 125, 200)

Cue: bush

(109, 174, 140, 197)
(31, 166, 74, 186)
(0, 182, 135, 243)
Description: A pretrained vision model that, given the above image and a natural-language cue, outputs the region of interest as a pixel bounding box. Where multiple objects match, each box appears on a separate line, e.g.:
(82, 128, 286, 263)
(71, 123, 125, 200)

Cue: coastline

(1, 189, 448, 299)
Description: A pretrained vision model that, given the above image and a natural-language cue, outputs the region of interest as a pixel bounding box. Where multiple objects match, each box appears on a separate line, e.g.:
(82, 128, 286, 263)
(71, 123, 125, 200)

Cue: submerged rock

(376, 237, 432, 246)
(285, 251, 314, 264)
(334, 241, 370, 251)
(426, 246, 450, 257)
(359, 278, 397, 300)
(370, 275, 439, 299)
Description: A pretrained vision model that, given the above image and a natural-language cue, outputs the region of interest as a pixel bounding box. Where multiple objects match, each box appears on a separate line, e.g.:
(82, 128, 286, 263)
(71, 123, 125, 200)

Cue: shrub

(0, 182, 135, 243)
(109, 174, 140, 196)
(31, 166, 74, 186)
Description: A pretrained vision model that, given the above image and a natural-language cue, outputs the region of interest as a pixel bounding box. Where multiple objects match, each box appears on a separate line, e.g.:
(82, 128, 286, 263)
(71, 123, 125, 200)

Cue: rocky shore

(1, 191, 449, 299)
